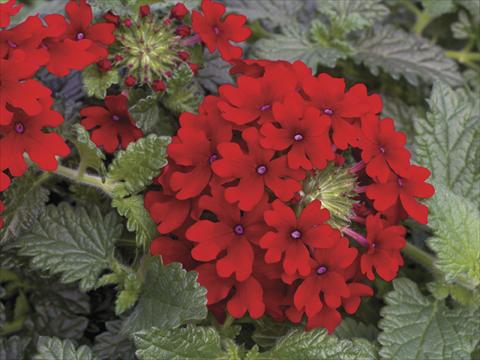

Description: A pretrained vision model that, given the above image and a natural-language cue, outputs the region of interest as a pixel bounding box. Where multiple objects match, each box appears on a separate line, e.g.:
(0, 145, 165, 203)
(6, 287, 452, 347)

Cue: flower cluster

(145, 60, 435, 332)
(0, 0, 115, 228)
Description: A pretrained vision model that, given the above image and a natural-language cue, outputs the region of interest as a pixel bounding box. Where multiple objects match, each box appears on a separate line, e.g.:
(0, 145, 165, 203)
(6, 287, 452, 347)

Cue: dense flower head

(80, 94, 143, 153)
(146, 59, 435, 333)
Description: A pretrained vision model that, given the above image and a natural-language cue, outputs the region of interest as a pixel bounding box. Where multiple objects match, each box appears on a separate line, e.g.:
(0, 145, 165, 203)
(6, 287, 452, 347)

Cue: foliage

(82, 65, 120, 99)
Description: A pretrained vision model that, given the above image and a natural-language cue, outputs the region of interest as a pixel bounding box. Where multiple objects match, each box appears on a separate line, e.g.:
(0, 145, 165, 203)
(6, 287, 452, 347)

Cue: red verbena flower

(0, 170, 10, 192)
(0, 50, 50, 125)
(0, 96, 70, 176)
(366, 165, 435, 224)
(260, 92, 334, 170)
(80, 94, 143, 153)
(260, 199, 338, 276)
(150, 235, 196, 270)
(212, 127, 304, 211)
(0, 0, 22, 28)
(360, 214, 406, 281)
(192, 0, 251, 61)
(360, 115, 411, 182)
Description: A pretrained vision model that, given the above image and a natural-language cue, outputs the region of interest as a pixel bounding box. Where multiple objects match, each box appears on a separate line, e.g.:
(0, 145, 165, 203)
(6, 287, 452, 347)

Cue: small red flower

(227, 276, 265, 319)
(212, 128, 304, 211)
(360, 115, 411, 182)
(0, 0, 22, 28)
(360, 214, 406, 281)
(80, 94, 143, 153)
(0, 96, 70, 176)
(124, 75, 136, 87)
(260, 200, 338, 276)
(0, 50, 50, 125)
(303, 73, 382, 149)
(261, 92, 334, 170)
(218, 63, 297, 126)
(178, 51, 189, 61)
(171, 3, 189, 19)
(152, 79, 166, 92)
(342, 282, 374, 315)
(366, 165, 435, 224)
(139, 5, 151, 17)
(191, 0, 251, 61)
(64, 0, 115, 59)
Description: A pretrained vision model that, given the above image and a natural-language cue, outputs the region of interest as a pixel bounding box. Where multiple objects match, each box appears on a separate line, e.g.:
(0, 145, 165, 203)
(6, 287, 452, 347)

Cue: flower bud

(152, 79, 166, 92)
(175, 24, 191, 38)
(139, 5, 150, 18)
(171, 3, 188, 19)
(178, 51, 189, 61)
(103, 11, 120, 26)
(124, 75, 136, 87)
(124, 18, 133, 28)
(97, 59, 113, 72)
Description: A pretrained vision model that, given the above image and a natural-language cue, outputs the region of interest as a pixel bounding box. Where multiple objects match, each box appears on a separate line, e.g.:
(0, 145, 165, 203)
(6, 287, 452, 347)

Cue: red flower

(0, 0, 22, 28)
(261, 92, 334, 170)
(139, 5, 151, 17)
(192, 0, 251, 61)
(195, 263, 234, 305)
(171, 3, 189, 19)
(64, 0, 115, 59)
(218, 63, 297, 126)
(103, 11, 120, 26)
(212, 128, 304, 211)
(168, 97, 232, 199)
(227, 276, 265, 319)
(293, 237, 357, 314)
(0, 170, 10, 191)
(124, 75, 136, 87)
(360, 214, 406, 281)
(80, 94, 143, 153)
(366, 165, 435, 224)
(186, 185, 268, 281)
(342, 282, 374, 314)
(0, 96, 70, 176)
(152, 79, 166, 92)
(359, 115, 411, 182)
(303, 73, 381, 149)
(260, 200, 338, 276)
(150, 236, 196, 270)
(0, 50, 50, 125)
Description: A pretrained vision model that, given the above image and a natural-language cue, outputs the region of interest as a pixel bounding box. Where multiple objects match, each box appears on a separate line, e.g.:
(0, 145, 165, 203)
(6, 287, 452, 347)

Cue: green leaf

(112, 195, 158, 248)
(451, 11, 472, 39)
(334, 318, 379, 343)
(0, 336, 31, 360)
(163, 64, 203, 114)
(225, 0, 304, 27)
(197, 53, 234, 94)
(422, 0, 455, 18)
(378, 278, 480, 359)
(252, 328, 378, 360)
(316, 0, 390, 33)
(108, 135, 170, 198)
(355, 25, 464, 86)
(414, 82, 480, 202)
(134, 326, 229, 360)
(115, 272, 142, 315)
(426, 183, 480, 287)
(129, 93, 173, 136)
(427, 281, 480, 306)
(82, 65, 119, 99)
(34, 337, 96, 360)
(1, 171, 50, 243)
(123, 260, 207, 333)
(381, 96, 419, 148)
(71, 124, 106, 176)
(251, 318, 297, 350)
(253, 24, 345, 68)
(93, 320, 135, 360)
(19, 203, 122, 291)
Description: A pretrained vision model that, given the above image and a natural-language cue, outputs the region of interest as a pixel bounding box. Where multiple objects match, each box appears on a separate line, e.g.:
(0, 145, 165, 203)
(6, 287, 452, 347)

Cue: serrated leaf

(355, 25, 464, 86)
(334, 318, 379, 342)
(123, 260, 207, 333)
(93, 320, 135, 360)
(316, 0, 389, 33)
(71, 124, 106, 175)
(0, 336, 31, 360)
(451, 10, 472, 39)
(34, 337, 96, 360)
(253, 24, 345, 68)
(112, 196, 157, 248)
(426, 183, 480, 287)
(129, 94, 165, 135)
(381, 96, 419, 148)
(197, 52, 234, 94)
(251, 318, 297, 350)
(115, 272, 142, 315)
(1, 171, 50, 243)
(134, 326, 228, 360)
(163, 65, 203, 114)
(107, 135, 170, 198)
(82, 65, 119, 99)
(427, 281, 480, 306)
(225, 0, 304, 27)
(422, 0, 455, 18)
(414, 82, 480, 202)
(378, 278, 480, 359)
(252, 328, 378, 360)
(19, 203, 122, 291)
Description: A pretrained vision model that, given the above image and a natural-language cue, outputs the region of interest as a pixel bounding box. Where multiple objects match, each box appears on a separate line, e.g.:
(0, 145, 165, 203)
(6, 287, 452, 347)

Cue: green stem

(402, 1, 431, 35)
(52, 164, 116, 196)
(222, 314, 235, 331)
(445, 50, 480, 63)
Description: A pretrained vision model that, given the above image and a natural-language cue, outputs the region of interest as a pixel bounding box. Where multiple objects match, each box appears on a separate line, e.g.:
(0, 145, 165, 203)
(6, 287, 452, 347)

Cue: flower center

(293, 133, 304, 142)
(323, 108, 334, 116)
(208, 153, 218, 164)
(379, 146, 386, 154)
(233, 224, 244, 235)
(397, 177, 404, 187)
(290, 229, 302, 239)
(256, 165, 268, 175)
(76, 32, 85, 40)
(14, 121, 25, 134)
(371, 242, 377, 249)
(7, 40, 17, 48)
(259, 104, 271, 112)
(316, 266, 327, 275)
(112, 115, 120, 121)
(213, 26, 220, 35)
